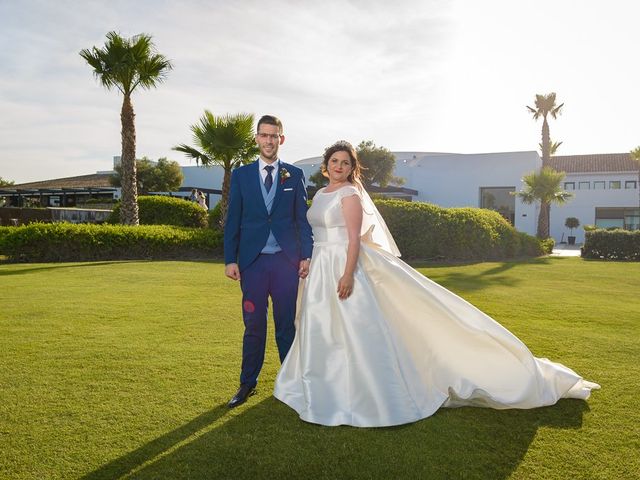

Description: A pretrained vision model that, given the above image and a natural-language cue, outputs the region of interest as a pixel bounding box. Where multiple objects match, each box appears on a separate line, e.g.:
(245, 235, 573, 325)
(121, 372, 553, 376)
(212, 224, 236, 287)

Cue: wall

(551, 172, 639, 243)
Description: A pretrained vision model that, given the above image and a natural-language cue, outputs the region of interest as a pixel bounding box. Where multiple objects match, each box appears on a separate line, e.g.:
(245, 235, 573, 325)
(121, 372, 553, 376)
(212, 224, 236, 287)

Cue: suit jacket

(224, 160, 313, 272)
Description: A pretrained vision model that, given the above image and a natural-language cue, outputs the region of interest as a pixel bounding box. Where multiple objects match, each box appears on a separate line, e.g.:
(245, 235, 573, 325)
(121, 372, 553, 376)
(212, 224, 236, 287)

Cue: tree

(0, 177, 15, 187)
(631, 147, 640, 221)
(173, 111, 258, 226)
(540, 139, 563, 156)
(309, 169, 328, 188)
(357, 140, 404, 188)
(514, 167, 573, 238)
(527, 93, 564, 239)
(110, 157, 184, 193)
(527, 93, 564, 167)
(80, 31, 173, 225)
(565, 217, 580, 235)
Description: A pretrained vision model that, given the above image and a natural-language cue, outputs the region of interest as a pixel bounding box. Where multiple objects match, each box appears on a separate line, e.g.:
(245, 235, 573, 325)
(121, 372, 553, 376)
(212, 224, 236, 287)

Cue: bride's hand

(337, 274, 354, 299)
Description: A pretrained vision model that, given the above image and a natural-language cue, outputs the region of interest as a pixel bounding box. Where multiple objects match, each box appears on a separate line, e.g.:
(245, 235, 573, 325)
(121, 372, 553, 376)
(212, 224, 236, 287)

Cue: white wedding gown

(274, 186, 599, 427)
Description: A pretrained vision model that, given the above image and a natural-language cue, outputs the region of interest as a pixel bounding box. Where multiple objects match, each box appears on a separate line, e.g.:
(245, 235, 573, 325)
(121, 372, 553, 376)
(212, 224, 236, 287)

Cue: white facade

(551, 172, 639, 244)
(177, 152, 639, 244)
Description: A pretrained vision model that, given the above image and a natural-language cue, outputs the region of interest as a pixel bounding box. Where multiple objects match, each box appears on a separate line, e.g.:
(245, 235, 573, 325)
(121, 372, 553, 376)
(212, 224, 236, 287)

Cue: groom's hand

(225, 263, 241, 281)
(298, 259, 310, 278)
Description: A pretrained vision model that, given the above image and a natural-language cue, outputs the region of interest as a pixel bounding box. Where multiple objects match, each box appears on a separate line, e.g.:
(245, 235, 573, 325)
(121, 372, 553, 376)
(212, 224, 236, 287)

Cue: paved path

(550, 244, 582, 257)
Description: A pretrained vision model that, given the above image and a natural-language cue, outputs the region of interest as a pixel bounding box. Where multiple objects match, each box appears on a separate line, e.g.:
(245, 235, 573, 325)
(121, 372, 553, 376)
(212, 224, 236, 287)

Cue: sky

(1, 0, 639, 184)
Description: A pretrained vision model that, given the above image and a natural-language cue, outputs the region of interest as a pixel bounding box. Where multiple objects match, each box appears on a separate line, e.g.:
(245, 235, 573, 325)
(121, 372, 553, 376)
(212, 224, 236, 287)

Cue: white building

(175, 151, 639, 244)
(549, 154, 639, 244)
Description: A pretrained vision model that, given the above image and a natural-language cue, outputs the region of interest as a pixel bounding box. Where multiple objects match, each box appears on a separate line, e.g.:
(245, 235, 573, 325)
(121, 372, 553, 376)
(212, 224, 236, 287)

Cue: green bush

(374, 199, 544, 260)
(582, 228, 640, 261)
(208, 201, 223, 229)
(540, 237, 555, 254)
(0, 222, 222, 262)
(107, 195, 208, 228)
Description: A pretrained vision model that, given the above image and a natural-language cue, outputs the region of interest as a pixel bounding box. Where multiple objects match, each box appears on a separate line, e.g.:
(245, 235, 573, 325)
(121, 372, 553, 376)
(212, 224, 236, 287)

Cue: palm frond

(515, 167, 572, 205)
(80, 31, 172, 95)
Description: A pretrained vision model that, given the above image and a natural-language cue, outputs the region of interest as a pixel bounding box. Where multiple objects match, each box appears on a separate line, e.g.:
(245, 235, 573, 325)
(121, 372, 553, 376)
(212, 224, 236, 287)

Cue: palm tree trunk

(219, 167, 232, 228)
(537, 200, 550, 238)
(120, 94, 139, 225)
(541, 117, 550, 167)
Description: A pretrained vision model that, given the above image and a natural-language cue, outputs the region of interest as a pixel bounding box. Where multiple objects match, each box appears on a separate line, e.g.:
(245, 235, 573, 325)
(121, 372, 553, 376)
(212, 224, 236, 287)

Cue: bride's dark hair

(321, 140, 363, 187)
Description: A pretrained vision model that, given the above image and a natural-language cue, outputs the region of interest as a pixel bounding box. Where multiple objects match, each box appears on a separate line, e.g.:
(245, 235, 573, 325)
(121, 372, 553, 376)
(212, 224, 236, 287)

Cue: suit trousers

(239, 252, 299, 388)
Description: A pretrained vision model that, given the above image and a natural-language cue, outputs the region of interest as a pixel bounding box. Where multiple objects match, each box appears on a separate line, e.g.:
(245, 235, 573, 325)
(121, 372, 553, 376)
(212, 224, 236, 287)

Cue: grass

(0, 257, 638, 479)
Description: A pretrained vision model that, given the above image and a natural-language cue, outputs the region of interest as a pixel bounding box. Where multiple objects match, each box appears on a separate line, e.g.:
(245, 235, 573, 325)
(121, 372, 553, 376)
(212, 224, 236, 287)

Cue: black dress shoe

(227, 384, 256, 408)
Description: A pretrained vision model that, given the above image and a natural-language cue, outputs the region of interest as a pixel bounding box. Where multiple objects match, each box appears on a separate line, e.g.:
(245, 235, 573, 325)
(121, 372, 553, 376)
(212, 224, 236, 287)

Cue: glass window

(564, 182, 575, 190)
(609, 181, 621, 189)
(595, 207, 640, 231)
(625, 181, 637, 189)
(578, 181, 590, 190)
(593, 181, 605, 189)
(480, 187, 516, 225)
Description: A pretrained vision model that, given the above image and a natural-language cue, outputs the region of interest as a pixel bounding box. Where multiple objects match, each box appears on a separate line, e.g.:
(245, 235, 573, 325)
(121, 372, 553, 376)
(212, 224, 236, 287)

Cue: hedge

(582, 229, 640, 261)
(0, 223, 222, 262)
(373, 200, 544, 260)
(0, 200, 546, 263)
(107, 195, 208, 228)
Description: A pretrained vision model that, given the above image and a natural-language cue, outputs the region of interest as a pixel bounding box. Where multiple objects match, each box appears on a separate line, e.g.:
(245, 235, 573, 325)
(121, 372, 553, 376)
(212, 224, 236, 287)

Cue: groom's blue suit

(224, 160, 313, 388)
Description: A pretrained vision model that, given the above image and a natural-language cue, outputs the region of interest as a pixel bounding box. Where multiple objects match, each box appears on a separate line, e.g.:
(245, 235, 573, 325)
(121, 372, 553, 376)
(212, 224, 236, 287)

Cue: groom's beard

(259, 141, 279, 161)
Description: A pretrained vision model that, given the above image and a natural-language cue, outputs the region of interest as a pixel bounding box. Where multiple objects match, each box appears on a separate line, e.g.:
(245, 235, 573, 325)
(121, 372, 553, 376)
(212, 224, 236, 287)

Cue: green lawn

(0, 257, 637, 479)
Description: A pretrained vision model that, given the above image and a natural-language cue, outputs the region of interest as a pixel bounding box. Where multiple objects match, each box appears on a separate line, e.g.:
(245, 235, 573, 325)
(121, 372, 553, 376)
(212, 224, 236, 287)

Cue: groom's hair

(257, 115, 283, 134)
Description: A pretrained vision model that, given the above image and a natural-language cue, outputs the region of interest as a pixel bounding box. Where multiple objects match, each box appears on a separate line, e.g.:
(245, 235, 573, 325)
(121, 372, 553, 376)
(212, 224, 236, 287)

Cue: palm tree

(540, 139, 563, 156)
(527, 93, 564, 239)
(80, 32, 173, 225)
(527, 93, 564, 167)
(514, 167, 573, 238)
(173, 111, 258, 226)
(631, 147, 640, 223)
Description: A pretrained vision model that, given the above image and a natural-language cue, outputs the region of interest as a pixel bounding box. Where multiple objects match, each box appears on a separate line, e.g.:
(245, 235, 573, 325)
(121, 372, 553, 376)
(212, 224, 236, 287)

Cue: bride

(274, 140, 599, 427)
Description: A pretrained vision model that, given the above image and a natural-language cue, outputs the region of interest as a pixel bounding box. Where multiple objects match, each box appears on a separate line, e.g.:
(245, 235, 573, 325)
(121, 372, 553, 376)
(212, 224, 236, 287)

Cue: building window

(593, 181, 605, 189)
(480, 187, 516, 225)
(625, 181, 637, 189)
(579, 181, 590, 190)
(595, 207, 640, 231)
(564, 182, 575, 190)
(609, 181, 621, 189)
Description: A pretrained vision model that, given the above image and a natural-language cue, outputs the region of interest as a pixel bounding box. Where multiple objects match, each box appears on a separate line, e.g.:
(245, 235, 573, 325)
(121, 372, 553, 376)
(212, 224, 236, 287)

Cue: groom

(224, 114, 313, 408)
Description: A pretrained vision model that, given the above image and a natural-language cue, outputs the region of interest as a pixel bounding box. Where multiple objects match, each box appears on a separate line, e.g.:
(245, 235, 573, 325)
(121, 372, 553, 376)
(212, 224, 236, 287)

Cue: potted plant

(565, 217, 580, 245)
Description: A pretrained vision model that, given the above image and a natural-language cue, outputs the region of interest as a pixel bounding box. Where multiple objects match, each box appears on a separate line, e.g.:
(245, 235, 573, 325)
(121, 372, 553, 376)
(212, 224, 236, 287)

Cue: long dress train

(274, 185, 599, 427)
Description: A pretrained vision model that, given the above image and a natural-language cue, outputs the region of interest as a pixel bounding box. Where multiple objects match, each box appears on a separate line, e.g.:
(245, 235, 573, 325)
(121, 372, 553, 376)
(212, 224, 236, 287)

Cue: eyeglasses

(257, 133, 281, 141)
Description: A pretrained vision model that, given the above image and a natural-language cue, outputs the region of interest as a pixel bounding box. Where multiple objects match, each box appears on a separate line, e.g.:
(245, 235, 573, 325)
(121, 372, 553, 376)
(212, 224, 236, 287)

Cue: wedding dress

(274, 185, 599, 427)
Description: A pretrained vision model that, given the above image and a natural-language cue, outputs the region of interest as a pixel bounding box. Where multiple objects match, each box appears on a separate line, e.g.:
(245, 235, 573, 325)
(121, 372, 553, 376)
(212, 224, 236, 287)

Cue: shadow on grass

(415, 257, 567, 292)
(82, 405, 230, 480)
(84, 397, 589, 480)
(0, 261, 146, 276)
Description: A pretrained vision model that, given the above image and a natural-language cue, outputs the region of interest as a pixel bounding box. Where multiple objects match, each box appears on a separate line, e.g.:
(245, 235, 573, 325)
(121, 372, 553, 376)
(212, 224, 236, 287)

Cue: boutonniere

(280, 167, 291, 184)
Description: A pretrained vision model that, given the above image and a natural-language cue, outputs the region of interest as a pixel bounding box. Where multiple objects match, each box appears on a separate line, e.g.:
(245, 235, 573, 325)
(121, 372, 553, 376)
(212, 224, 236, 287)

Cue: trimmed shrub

(107, 195, 208, 228)
(539, 237, 555, 254)
(208, 201, 223, 230)
(582, 229, 640, 261)
(0, 222, 222, 262)
(374, 199, 544, 260)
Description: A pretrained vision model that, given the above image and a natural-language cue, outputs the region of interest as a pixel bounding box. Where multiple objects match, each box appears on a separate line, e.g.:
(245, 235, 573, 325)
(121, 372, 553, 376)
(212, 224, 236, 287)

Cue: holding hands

(298, 259, 311, 279)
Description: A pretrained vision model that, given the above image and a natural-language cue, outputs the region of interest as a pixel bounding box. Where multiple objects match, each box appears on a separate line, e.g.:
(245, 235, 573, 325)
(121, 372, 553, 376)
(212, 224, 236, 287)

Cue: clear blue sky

(1, 0, 638, 183)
